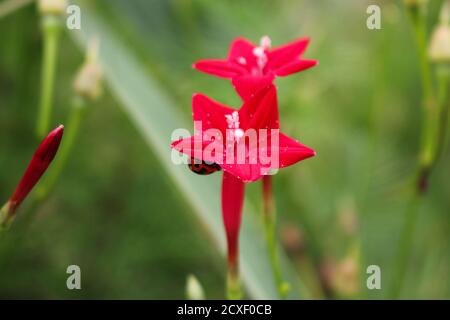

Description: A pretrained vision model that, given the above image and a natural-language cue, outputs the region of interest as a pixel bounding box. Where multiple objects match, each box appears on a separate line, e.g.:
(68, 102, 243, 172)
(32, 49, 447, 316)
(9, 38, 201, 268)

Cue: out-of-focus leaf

(72, 1, 306, 299)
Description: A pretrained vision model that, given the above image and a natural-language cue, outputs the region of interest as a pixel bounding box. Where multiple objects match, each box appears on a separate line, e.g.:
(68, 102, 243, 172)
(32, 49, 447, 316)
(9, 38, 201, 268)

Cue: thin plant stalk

(434, 66, 450, 162)
(262, 175, 289, 299)
(35, 96, 87, 201)
(389, 2, 433, 299)
(388, 180, 422, 298)
(36, 14, 63, 138)
(226, 261, 241, 300)
(389, 2, 450, 298)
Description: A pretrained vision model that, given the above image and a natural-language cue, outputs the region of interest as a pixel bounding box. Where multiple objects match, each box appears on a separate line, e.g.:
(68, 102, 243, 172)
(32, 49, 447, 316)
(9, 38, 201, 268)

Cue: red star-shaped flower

(171, 86, 314, 294)
(171, 85, 315, 182)
(193, 36, 318, 100)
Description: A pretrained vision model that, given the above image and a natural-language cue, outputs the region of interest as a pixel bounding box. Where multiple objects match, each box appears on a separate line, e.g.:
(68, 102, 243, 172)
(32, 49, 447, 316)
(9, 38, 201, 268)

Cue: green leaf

(72, 1, 305, 299)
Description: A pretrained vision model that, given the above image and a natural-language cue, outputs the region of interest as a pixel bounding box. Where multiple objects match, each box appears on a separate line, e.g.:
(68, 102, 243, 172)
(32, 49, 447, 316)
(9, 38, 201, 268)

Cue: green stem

(410, 7, 437, 172)
(389, 77, 450, 297)
(262, 176, 289, 299)
(35, 96, 87, 202)
(36, 14, 62, 139)
(388, 181, 422, 299)
(433, 66, 450, 163)
(389, 2, 436, 299)
(415, 17, 433, 103)
(0, 202, 11, 232)
(226, 261, 242, 300)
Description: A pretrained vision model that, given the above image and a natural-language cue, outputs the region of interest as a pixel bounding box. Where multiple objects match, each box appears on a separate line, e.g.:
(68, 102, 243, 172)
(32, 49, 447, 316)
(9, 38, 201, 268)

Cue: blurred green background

(0, 0, 449, 299)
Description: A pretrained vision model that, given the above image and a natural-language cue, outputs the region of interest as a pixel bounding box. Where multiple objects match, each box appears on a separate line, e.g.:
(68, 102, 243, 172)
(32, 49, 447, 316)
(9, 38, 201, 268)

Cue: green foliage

(0, 0, 449, 299)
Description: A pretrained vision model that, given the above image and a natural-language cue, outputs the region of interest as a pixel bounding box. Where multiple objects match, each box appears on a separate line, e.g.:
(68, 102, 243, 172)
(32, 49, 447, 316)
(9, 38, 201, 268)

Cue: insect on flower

(171, 85, 315, 298)
(172, 85, 315, 182)
(188, 157, 222, 175)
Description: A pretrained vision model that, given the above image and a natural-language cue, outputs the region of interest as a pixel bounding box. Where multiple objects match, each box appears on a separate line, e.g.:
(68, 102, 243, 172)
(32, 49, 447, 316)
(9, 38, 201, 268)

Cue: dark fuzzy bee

(188, 157, 221, 175)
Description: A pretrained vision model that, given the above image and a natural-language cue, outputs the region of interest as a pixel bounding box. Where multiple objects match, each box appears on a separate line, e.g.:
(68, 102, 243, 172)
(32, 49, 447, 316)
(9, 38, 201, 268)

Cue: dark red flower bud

(1, 125, 64, 226)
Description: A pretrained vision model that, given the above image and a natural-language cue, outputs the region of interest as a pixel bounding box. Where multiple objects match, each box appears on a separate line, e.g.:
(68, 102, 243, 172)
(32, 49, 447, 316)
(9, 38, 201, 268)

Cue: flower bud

(337, 196, 359, 236)
(74, 38, 103, 101)
(320, 246, 360, 297)
(0, 125, 64, 228)
(280, 223, 305, 256)
(331, 256, 359, 296)
(429, 25, 450, 63)
(38, 0, 67, 15)
(429, 2, 450, 63)
(186, 274, 205, 300)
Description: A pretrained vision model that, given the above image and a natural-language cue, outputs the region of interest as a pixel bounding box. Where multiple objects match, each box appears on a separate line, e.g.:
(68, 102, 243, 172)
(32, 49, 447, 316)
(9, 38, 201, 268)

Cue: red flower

(171, 85, 315, 182)
(193, 36, 318, 100)
(171, 86, 314, 297)
(1, 125, 64, 226)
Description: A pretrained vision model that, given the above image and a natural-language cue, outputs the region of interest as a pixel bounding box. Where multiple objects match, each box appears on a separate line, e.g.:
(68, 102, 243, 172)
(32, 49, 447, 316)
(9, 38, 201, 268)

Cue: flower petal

(221, 171, 245, 269)
(193, 59, 246, 78)
(228, 38, 257, 65)
(227, 38, 259, 73)
(267, 37, 310, 70)
(274, 59, 318, 77)
(231, 73, 275, 101)
(221, 163, 268, 182)
(171, 135, 207, 156)
(241, 84, 279, 131)
(192, 93, 235, 133)
(171, 135, 225, 164)
(273, 133, 316, 168)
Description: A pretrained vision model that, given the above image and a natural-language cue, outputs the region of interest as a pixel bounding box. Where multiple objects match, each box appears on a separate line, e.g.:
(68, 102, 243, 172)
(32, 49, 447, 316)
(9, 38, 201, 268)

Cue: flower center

(252, 35, 271, 75)
(225, 111, 244, 142)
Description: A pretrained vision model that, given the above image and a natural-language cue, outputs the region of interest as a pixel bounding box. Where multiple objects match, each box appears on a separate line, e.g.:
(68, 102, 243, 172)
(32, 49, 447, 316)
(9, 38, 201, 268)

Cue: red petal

(242, 84, 279, 131)
(274, 59, 318, 77)
(221, 163, 268, 182)
(193, 59, 246, 78)
(228, 38, 257, 66)
(221, 171, 245, 269)
(273, 133, 316, 168)
(9, 125, 64, 212)
(192, 94, 235, 133)
(267, 37, 310, 70)
(171, 136, 224, 164)
(172, 135, 207, 156)
(231, 73, 275, 101)
(220, 131, 314, 181)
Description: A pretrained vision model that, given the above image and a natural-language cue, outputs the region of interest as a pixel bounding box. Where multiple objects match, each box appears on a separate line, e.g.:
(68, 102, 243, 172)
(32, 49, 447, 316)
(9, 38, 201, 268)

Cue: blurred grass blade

(0, 0, 34, 19)
(73, 3, 305, 299)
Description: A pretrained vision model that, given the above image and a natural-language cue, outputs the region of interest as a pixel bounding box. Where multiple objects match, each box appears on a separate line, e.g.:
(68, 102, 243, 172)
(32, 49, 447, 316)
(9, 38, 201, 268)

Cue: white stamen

(225, 111, 244, 142)
(225, 111, 240, 129)
(253, 44, 268, 72)
(260, 35, 271, 49)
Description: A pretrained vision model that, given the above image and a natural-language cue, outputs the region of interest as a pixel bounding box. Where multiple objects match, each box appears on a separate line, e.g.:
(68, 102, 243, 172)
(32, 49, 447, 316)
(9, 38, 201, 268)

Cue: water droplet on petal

(237, 57, 247, 65)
